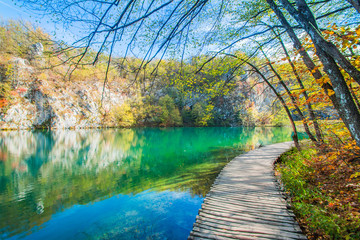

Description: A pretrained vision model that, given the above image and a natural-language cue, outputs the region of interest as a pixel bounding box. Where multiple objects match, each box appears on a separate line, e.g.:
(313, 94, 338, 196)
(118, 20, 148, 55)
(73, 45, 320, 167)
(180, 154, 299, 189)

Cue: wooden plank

(208, 190, 285, 198)
(194, 218, 306, 240)
(188, 142, 307, 240)
(208, 188, 282, 197)
(193, 223, 288, 240)
(192, 226, 272, 240)
(199, 208, 299, 227)
(196, 214, 302, 235)
(204, 196, 287, 210)
(190, 230, 243, 240)
(206, 193, 287, 207)
(188, 232, 218, 240)
(207, 192, 282, 200)
(204, 198, 288, 211)
(196, 213, 300, 234)
(201, 202, 296, 218)
(200, 203, 296, 220)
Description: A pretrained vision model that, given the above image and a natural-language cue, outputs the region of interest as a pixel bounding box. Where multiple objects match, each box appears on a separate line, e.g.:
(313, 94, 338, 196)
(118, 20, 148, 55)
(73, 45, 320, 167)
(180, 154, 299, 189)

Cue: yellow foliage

(111, 103, 135, 128)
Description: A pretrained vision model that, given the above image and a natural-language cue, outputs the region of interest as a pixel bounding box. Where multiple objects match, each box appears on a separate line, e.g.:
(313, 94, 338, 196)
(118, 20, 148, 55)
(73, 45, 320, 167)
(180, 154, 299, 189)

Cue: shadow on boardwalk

(188, 142, 307, 240)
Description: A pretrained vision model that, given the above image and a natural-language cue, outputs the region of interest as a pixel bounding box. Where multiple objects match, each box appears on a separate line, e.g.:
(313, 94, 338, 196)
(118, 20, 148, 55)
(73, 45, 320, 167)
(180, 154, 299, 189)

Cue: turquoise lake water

(0, 127, 293, 239)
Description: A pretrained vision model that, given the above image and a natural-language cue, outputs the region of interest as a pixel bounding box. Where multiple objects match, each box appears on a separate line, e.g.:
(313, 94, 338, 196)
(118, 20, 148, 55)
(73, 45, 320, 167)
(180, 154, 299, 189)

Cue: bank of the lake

(276, 141, 360, 240)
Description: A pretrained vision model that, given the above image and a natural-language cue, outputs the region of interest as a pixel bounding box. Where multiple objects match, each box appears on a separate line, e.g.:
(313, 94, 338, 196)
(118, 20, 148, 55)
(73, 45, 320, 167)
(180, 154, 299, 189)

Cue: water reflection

(0, 127, 292, 239)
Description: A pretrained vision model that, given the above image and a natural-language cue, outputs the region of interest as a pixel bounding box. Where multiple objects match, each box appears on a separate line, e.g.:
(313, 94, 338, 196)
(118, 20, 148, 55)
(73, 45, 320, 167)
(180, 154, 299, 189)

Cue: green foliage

(158, 95, 182, 127)
(191, 102, 213, 126)
(129, 96, 147, 123)
(141, 96, 163, 126)
(0, 82, 11, 99)
(111, 95, 183, 127)
(272, 108, 290, 127)
(0, 64, 13, 112)
(4, 63, 17, 86)
(277, 147, 316, 196)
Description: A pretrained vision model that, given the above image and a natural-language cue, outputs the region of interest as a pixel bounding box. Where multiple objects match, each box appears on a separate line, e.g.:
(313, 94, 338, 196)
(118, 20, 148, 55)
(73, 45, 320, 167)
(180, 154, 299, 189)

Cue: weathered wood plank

(199, 209, 299, 227)
(192, 226, 273, 240)
(206, 194, 287, 207)
(196, 214, 302, 235)
(208, 190, 285, 199)
(201, 203, 290, 219)
(200, 203, 296, 220)
(192, 223, 291, 240)
(195, 215, 300, 235)
(207, 192, 286, 203)
(188, 142, 307, 240)
(190, 230, 243, 240)
(203, 198, 288, 211)
(193, 218, 306, 240)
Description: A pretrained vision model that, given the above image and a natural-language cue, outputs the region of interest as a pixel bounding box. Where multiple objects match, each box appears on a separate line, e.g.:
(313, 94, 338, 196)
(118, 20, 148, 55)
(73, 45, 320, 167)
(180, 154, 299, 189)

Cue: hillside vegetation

(0, 20, 285, 129)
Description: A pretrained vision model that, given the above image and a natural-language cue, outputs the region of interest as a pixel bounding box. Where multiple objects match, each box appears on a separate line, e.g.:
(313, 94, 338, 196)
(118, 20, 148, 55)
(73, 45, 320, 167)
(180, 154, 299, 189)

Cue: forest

(0, 20, 287, 129)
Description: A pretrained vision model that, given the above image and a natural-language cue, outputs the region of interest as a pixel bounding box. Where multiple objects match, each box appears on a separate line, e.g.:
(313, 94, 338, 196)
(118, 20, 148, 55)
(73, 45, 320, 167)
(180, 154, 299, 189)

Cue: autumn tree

(273, 0, 360, 146)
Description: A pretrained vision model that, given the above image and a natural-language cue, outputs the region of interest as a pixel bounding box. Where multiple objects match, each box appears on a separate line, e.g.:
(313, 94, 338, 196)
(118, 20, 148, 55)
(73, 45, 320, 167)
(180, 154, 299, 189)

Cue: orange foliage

(0, 98, 8, 109)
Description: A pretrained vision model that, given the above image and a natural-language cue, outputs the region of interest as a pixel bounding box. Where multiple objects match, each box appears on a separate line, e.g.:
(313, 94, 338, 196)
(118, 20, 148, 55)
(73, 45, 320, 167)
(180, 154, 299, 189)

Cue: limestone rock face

(29, 43, 44, 57)
(28, 43, 44, 66)
(2, 103, 35, 129)
(29, 90, 55, 127)
(8, 58, 33, 87)
(0, 78, 128, 130)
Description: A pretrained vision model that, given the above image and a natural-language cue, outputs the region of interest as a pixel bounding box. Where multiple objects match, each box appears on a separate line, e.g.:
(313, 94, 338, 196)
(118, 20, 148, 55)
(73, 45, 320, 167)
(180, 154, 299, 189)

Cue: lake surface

(0, 127, 293, 240)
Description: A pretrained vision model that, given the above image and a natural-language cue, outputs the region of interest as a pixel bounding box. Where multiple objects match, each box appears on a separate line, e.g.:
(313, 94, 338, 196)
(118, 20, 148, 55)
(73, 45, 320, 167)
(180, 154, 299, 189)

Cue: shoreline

(0, 125, 292, 131)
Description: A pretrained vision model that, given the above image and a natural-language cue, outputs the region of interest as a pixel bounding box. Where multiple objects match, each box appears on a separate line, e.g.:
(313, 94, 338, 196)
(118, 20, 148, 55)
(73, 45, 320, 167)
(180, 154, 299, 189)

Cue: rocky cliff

(0, 48, 131, 129)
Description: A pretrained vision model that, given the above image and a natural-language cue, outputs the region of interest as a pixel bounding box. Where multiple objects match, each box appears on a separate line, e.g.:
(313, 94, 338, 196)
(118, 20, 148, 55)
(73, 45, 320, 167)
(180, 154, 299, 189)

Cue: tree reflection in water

(0, 127, 292, 239)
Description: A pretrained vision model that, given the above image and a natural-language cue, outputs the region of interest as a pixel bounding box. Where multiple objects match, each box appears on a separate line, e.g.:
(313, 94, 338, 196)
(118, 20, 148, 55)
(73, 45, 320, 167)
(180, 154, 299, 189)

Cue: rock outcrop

(0, 61, 129, 129)
(28, 42, 44, 66)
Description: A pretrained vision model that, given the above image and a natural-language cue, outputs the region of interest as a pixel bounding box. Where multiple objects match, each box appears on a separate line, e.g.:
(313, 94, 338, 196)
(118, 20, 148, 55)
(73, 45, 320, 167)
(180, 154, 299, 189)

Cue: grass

(275, 142, 360, 239)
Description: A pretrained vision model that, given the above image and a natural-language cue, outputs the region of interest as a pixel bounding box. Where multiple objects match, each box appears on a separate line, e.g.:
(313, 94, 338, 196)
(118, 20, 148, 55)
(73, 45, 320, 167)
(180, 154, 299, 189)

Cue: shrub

(158, 95, 182, 127)
(191, 102, 214, 126)
(111, 103, 135, 128)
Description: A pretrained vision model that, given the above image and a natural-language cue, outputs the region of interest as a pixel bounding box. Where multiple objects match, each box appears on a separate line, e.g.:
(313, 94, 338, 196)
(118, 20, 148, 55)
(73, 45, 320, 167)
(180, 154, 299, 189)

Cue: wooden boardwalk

(188, 142, 307, 240)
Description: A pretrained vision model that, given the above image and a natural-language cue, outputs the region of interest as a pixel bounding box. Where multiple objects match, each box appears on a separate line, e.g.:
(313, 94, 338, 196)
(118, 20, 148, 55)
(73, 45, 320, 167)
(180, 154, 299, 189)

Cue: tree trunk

(267, 0, 360, 147)
(279, 0, 360, 86)
(316, 45, 360, 145)
(266, 0, 339, 108)
(346, 0, 360, 13)
(275, 31, 323, 142)
(263, 51, 319, 146)
(242, 59, 301, 150)
(287, 0, 360, 146)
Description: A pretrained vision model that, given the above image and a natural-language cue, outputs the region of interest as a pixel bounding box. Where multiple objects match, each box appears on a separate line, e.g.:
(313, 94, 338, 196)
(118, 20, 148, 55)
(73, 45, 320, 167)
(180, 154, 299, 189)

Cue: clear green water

(0, 127, 293, 240)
